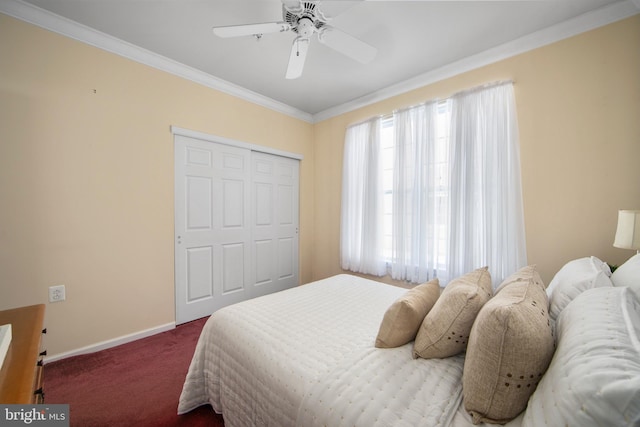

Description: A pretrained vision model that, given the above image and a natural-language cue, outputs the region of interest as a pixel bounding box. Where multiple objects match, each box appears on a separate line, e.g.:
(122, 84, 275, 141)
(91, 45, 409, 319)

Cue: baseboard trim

(44, 322, 176, 364)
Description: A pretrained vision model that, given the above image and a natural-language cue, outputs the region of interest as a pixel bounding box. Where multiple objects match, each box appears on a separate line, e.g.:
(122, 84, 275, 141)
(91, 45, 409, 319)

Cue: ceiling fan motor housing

(284, 1, 326, 38)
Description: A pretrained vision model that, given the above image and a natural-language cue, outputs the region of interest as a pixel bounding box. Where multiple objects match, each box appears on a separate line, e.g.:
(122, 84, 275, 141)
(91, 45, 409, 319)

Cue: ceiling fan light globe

(297, 17, 315, 37)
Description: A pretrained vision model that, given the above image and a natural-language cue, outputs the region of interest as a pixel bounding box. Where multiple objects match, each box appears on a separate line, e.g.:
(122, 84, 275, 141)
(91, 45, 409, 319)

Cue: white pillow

(546, 256, 612, 320)
(522, 286, 640, 427)
(611, 252, 640, 302)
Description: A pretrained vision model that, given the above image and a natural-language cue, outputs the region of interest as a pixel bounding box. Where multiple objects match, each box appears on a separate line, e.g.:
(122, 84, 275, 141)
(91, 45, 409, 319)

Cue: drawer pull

(39, 350, 47, 357)
(34, 388, 44, 396)
(37, 360, 43, 366)
(42, 328, 47, 334)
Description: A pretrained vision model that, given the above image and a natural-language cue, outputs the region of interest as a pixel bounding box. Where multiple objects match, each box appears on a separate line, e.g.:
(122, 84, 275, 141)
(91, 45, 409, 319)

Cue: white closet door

(174, 135, 251, 324)
(251, 152, 300, 298)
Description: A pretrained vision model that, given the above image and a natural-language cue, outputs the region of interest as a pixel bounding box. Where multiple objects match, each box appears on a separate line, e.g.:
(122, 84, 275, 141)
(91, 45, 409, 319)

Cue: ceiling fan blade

(286, 37, 310, 80)
(318, 26, 377, 64)
(213, 22, 290, 38)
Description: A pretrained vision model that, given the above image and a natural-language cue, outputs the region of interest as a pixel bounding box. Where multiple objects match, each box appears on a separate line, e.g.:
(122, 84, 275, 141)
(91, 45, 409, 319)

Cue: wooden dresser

(0, 304, 46, 403)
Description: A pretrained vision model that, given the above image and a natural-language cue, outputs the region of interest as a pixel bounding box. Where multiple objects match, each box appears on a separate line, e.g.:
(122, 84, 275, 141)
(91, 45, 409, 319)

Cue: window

(341, 82, 526, 287)
(380, 101, 451, 268)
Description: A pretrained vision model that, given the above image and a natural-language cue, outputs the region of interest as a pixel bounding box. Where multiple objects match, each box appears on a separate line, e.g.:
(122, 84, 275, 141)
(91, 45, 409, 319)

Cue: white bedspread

(178, 274, 465, 427)
(297, 346, 464, 427)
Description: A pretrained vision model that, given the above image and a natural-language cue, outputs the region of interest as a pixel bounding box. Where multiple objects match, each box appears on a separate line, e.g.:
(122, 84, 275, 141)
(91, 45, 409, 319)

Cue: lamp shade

(613, 210, 640, 250)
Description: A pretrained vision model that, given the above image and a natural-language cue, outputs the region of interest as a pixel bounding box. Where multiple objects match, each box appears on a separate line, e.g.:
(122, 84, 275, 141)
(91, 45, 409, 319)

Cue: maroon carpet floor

(45, 317, 225, 427)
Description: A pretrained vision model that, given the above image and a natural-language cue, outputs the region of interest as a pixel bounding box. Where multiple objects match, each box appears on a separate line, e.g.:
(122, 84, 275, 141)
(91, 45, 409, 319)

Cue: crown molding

(312, 0, 640, 123)
(0, 0, 314, 123)
(1, 0, 637, 125)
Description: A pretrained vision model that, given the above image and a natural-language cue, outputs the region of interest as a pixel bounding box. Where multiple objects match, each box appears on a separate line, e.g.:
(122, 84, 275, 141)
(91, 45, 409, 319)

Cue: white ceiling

(3, 0, 639, 122)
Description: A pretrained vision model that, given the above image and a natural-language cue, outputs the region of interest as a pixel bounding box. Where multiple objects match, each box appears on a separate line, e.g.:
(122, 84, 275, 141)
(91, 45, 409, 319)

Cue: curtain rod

(346, 79, 515, 130)
(450, 79, 514, 98)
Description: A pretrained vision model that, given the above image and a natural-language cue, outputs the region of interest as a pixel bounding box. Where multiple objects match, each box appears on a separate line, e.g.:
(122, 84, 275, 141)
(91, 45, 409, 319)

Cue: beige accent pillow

(463, 265, 555, 425)
(413, 267, 492, 359)
(375, 279, 440, 348)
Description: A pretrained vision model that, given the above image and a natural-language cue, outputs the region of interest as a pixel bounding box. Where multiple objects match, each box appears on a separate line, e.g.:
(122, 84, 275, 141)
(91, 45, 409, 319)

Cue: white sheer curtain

(390, 102, 446, 283)
(340, 118, 386, 276)
(447, 82, 527, 286)
(341, 81, 526, 287)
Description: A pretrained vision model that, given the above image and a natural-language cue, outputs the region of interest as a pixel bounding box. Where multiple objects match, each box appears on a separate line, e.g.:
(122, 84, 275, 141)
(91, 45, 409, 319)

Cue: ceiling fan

(212, 0, 377, 79)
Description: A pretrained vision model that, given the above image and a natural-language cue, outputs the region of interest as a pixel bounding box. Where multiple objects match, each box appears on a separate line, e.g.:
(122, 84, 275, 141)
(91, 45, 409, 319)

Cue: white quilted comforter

(178, 274, 465, 427)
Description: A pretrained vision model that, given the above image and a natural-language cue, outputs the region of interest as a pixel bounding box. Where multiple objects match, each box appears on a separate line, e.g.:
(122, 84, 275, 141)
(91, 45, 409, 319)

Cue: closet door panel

(175, 133, 300, 324)
(255, 239, 273, 285)
(186, 246, 214, 301)
(221, 242, 246, 293)
(278, 237, 295, 280)
(186, 177, 213, 230)
(251, 152, 299, 298)
(175, 135, 251, 324)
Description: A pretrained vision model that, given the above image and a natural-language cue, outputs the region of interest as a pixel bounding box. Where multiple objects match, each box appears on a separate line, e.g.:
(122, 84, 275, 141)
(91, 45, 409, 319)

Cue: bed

(178, 255, 640, 427)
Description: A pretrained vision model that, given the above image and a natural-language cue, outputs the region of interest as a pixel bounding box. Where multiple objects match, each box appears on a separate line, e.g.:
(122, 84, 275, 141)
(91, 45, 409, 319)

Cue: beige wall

(312, 15, 640, 286)
(1, 13, 639, 357)
(0, 15, 314, 356)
